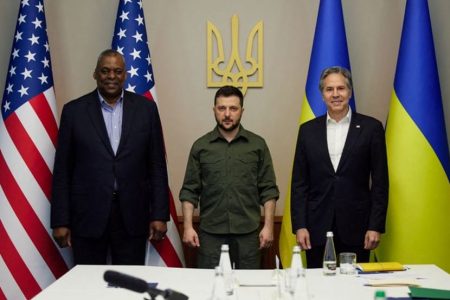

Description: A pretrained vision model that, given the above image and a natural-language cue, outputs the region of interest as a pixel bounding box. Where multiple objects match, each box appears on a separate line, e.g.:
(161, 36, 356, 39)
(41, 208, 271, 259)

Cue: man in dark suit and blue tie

(51, 49, 169, 265)
(291, 66, 389, 268)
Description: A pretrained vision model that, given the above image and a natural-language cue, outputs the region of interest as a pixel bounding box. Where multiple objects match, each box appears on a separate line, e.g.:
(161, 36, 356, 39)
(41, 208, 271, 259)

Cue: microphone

(103, 270, 188, 300)
(104, 270, 149, 293)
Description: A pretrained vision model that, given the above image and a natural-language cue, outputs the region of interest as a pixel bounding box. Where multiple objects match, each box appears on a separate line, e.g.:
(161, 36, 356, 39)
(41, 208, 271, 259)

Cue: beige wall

(1, 0, 449, 216)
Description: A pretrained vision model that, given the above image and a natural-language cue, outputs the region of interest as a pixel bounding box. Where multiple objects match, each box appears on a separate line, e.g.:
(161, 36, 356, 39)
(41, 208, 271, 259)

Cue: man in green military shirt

(179, 85, 279, 269)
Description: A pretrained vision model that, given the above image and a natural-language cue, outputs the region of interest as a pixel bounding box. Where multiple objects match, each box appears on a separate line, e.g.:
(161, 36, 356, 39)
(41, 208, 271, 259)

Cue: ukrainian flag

(279, 0, 356, 268)
(376, 0, 450, 272)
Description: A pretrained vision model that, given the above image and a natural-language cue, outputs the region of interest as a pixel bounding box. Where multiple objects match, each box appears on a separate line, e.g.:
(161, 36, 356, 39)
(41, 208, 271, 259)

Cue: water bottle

(218, 244, 233, 295)
(323, 231, 337, 275)
(290, 245, 309, 299)
(210, 266, 227, 300)
(290, 245, 304, 278)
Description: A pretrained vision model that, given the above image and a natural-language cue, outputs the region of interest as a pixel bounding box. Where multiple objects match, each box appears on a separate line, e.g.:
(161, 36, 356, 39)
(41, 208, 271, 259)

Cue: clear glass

(210, 267, 227, 300)
(339, 252, 357, 275)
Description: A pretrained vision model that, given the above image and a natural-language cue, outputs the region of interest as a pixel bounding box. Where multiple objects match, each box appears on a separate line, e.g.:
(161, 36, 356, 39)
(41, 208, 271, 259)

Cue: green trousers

(197, 229, 261, 269)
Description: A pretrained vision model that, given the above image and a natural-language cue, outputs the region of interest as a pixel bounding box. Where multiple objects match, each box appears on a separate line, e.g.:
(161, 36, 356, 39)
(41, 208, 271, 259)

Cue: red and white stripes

(0, 88, 71, 299)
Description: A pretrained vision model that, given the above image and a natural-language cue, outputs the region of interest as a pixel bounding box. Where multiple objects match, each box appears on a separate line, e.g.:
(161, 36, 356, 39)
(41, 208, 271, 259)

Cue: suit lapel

(86, 91, 115, 156)
(337, 112, 362, 172)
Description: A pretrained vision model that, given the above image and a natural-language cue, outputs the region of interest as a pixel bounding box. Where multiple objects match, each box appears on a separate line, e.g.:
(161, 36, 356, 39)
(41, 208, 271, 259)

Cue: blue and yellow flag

(376, 0, 450, 272)
(279, 0, 355, 268)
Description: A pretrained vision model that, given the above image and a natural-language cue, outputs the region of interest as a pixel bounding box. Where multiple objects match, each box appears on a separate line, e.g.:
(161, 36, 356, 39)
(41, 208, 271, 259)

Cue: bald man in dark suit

(51, 49, 169, 265)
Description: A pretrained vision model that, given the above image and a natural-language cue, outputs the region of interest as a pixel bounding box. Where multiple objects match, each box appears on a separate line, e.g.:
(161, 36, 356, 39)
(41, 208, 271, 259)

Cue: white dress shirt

(326, 108, 352, 171)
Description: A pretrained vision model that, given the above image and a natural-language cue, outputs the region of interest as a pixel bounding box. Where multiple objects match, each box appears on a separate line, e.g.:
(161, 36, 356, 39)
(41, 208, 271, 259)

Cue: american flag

(112, 0, 185, 267)
(0, 0, 71, 299)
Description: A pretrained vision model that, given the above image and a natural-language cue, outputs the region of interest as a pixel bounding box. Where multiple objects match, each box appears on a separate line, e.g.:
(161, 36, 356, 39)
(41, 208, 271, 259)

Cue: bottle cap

(221, 244, 229, 251)
(375, 290, 386, 298)
(326, 231, 334, 237)
(293, 245, 301, 252)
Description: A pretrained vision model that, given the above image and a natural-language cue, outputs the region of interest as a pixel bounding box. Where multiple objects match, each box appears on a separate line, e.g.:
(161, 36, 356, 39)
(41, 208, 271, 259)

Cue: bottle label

(323, 261, 337, 275)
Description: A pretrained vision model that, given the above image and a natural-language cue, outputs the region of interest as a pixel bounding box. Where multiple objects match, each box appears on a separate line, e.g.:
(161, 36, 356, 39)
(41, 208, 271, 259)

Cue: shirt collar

(327, 107, 352, 124)
(97, 89, 124, 108)
(209, 125, 249, 142)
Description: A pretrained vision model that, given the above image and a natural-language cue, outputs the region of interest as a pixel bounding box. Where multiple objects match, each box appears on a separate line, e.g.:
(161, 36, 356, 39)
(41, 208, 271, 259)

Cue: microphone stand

(145, 288, 188, 300)
(148, 288, 188, 300)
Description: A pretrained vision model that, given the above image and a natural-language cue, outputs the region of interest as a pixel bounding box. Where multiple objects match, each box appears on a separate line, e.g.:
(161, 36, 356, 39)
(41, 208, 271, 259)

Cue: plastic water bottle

(290, 245, 309, 299)
(210, 266, 227, 300)
(218, 244, 233, 295)
(290, 245, 304, 279)
(219, 244, 232, 272)
(323, 231, 337, 275)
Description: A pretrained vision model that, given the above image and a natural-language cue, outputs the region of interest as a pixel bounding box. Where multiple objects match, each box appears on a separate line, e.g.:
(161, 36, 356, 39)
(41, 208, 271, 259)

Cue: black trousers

(71, 194, 146, 265)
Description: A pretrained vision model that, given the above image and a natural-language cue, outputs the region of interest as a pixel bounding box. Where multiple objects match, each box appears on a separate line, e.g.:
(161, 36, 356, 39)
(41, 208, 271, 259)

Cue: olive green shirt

(179, 126, 279, 234)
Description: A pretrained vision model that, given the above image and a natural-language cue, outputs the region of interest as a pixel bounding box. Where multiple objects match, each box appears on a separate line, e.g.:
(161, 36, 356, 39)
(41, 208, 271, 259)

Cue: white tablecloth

(33, 264, 450, 300)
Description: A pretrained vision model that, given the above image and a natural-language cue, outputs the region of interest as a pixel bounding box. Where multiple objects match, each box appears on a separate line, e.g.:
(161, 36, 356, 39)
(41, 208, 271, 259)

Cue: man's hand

(182, 227, 200, 247)
(296, 228, 311, 250)
(364, 230, 381, 250)
(260, 199, 276, 249)
(52, 227, 72, 248)
(181, 201, 199, 247)
(259, 224, 274, 249)
(149, 221, 167, 241)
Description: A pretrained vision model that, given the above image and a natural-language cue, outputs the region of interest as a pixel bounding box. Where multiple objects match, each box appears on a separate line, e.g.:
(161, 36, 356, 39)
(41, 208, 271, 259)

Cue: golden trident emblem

(207, 15, 263, 95)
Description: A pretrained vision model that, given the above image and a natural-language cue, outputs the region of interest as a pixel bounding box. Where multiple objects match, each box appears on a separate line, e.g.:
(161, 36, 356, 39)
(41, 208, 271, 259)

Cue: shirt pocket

(236, 154, 258, 182)
(200, 156, 224, 185)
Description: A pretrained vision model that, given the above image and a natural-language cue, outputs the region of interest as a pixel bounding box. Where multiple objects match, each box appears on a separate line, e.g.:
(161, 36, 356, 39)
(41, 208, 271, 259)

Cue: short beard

(216, 117, 240, 132)
(218, 122, 239, 132)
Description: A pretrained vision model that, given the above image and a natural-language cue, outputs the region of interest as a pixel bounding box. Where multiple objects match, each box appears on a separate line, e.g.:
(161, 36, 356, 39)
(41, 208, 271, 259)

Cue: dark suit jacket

(291, 112, 388, 247)
(51, 90, 169, 238)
